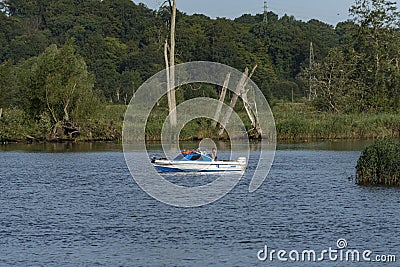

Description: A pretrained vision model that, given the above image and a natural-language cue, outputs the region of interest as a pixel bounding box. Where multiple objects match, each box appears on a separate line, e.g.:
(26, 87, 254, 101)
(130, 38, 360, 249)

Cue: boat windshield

(174, 152, 213, 162)
(174, 155, 184, 160)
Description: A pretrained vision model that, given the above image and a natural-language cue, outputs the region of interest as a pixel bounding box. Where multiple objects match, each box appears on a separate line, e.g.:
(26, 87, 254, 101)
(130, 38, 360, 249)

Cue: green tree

(349, 0, 400, 111)
(306, 48, 364, 112)
(0, 61, 17, 108)
(270, 80, 301, 101)
(19, 43, 101, 133)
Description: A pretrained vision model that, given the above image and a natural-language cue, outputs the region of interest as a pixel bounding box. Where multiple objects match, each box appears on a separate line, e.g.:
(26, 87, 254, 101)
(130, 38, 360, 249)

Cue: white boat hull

(153, 158, 247, 173)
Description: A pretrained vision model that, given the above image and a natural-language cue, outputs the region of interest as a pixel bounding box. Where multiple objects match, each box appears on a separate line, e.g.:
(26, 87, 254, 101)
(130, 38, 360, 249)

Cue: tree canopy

(305, 0, 400, 113)
(0, 0, 399, 112)
(0, 0, 342, 103)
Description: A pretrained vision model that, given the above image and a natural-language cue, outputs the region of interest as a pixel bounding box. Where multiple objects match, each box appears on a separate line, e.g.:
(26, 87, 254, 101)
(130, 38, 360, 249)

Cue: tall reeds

(356, 139, 400, 186)
(274, 103, 400, 141)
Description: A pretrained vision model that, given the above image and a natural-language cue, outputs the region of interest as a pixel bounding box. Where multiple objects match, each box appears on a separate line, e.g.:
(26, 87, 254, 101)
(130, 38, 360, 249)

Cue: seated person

(211, 148, 217, 160)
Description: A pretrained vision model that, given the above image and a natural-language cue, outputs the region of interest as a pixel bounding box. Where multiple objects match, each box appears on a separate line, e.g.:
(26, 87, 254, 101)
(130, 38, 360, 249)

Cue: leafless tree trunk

(218, 68, 249, 136)
(212, 72, 230, 128)
(218, 66, 259, 136)
(63, 83, 77, 122)
(241, 65, 258, 129)
(0, 108, 2, 119)
(116, 88, 120, 102)
(45, 87, 59, 125)
(164, 39, 172, 117)
(167, 0, 177, 126)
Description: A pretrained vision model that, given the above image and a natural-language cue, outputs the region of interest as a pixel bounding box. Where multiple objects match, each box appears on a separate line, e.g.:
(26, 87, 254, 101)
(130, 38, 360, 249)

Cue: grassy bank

(274, 103, 400, 141)
(144, 103, 400, 141)
(0, 106, 124, 143)
(1, 103, 399, 143)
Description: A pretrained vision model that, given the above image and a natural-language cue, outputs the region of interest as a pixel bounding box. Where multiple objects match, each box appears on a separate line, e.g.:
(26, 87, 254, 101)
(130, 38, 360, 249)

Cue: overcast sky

(135, 0, 361, 26)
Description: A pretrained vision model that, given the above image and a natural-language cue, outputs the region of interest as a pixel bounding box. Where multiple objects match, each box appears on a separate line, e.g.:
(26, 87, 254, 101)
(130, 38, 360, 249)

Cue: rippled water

(0, 141, 399, 266)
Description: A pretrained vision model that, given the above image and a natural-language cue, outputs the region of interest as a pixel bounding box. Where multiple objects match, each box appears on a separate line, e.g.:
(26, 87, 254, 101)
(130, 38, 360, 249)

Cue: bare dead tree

(218, 66, 259, 136)
(241, 65, 258, 129)
(166, 0, 177, 127)
(212, 72, 230, 128)
(164, 39, 172, 116)
(116, 87, 120, 102)
(218, 68, 249, 136)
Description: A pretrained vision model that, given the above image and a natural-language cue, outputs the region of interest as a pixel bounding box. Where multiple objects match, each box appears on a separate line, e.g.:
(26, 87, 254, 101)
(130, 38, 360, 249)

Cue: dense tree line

(0, 0, 399, 133)
(0, 0, 340, 103)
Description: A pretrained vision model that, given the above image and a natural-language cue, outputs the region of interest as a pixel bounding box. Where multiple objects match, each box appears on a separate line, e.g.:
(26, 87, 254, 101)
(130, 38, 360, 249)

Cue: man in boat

(211, 148, 218, 160)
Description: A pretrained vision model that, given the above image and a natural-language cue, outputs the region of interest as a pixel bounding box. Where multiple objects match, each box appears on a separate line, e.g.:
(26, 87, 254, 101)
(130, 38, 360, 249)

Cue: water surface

(0, 141, 399, 266)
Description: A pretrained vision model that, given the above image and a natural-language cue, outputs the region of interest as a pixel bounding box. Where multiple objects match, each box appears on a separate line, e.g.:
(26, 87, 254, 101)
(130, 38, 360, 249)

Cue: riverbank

(274, 103, 400, 141)
(0, 106, 124, 143)
(1, 103, 399, 143)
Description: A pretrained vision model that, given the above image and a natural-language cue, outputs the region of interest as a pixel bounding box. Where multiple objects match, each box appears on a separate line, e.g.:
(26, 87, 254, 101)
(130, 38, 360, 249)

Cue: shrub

(356, 139, 400, 186)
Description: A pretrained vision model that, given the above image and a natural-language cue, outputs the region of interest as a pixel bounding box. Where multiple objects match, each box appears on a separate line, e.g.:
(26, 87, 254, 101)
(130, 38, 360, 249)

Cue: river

(0, 141, 399, 266)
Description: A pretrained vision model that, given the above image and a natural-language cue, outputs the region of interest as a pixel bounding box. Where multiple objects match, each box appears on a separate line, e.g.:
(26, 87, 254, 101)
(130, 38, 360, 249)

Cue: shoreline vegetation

(356, 139, 400, 186)
(0, 1, 399, 146)
(1, 103, 399, 144)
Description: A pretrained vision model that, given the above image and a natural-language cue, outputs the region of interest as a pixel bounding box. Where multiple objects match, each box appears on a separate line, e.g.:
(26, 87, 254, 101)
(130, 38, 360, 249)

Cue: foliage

(0, 42, 103, 139)
(356, 139, 400, 186)
(0, 108, 41, 141)
(0, 0, 343, 104)
(306, 48, 364, 113)
(270, 80, 301, 101)
(0, 61, 17, 108)
(0, 0, 400, 142)
(302, 0, 400, 113)
(18, 43, 100, 125)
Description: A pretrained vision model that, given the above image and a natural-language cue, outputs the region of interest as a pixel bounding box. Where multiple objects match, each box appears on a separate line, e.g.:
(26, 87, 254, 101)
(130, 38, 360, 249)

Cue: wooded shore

(1, 1, 400, 145)
(1, 103, 399, 143)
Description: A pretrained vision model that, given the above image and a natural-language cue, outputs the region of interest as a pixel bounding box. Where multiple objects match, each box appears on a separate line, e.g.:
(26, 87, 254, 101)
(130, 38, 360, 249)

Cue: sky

(135, 0, 358, 26)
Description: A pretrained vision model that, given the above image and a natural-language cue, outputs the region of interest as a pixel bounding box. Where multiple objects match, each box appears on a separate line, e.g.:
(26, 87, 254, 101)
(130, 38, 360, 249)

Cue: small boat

(151, 150, 247, 173)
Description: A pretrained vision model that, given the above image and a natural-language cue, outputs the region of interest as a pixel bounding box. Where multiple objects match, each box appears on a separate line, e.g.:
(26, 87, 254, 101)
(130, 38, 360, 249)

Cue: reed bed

(274, 103, 400, 141)
(356, 139, 400, 186)
(1, 103, 399, 142)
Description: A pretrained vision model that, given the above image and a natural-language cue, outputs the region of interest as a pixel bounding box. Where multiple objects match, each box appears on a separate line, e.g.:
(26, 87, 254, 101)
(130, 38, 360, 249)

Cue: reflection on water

(0, 142, 122, 153)
(277, 139, 376, 151)
(0, 139, 379, 153)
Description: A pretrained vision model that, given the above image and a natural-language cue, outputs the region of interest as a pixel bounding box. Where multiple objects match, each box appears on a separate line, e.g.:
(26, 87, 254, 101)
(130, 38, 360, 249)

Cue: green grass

(1, 103, 399, 142)
(356, 139, 400, 186)
(273, 103, 400, 141)
(143, 107, 222, 141)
